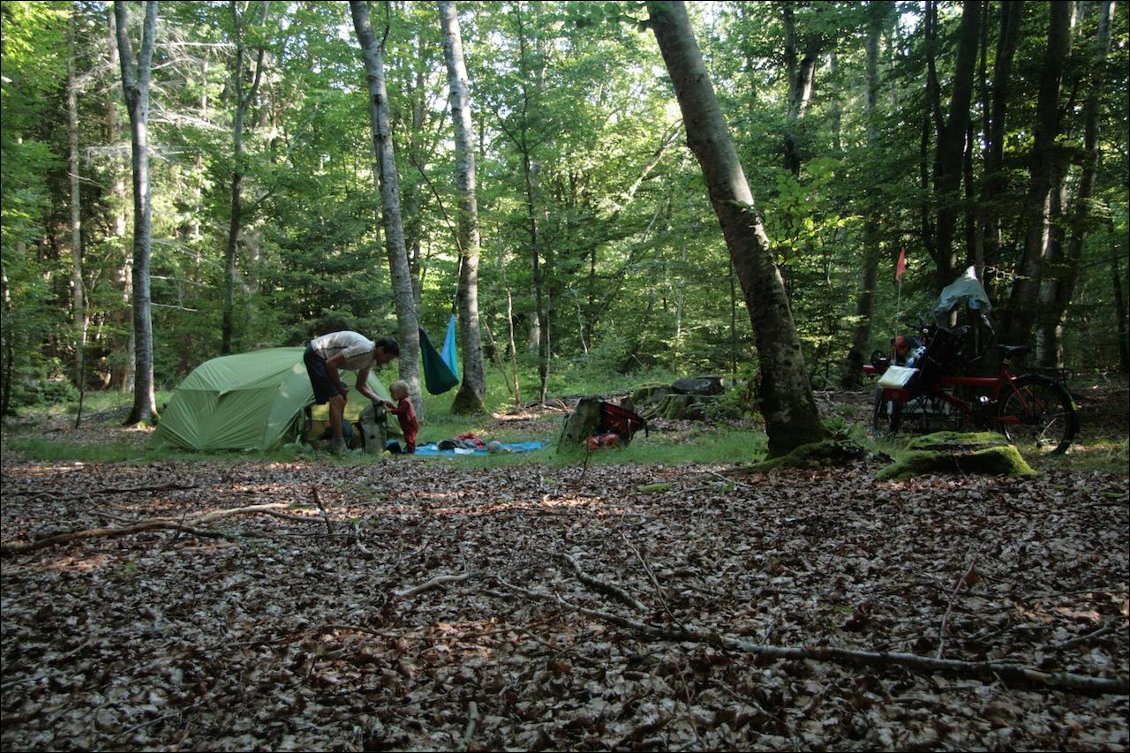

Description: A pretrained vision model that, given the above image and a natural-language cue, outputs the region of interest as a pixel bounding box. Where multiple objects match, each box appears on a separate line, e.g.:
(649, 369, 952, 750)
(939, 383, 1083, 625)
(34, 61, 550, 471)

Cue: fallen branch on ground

(392, 571, 484, 598)
(488, 574, 1129, 696)
(1, 503, 297, 554)
(561, 553, 646, 611)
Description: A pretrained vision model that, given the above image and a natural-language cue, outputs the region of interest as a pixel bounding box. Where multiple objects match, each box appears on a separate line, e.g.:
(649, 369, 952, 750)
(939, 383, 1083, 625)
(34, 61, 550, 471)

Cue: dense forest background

(2, 0, 1127, 419)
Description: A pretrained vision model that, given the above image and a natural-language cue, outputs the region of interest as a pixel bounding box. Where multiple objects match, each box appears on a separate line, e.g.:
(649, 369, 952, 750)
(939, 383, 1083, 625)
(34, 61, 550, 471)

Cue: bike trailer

(596, 402, 649, 445)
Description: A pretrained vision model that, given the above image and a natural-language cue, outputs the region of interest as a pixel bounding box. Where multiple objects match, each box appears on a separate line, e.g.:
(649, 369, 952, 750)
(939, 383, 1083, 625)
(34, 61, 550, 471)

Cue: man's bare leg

(328, 395, 347, 453)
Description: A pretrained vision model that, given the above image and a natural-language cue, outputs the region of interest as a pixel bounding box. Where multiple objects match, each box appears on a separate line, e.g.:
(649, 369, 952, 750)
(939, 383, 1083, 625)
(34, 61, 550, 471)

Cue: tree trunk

(1038, 1, 1114, 368)
(439, 0, 487, 415)
(977, 0, 1023, 279)
(781, 1, 821, 177)
(115, 0, 158, 425)
(647, 0, 826, 457)
(1004, 1, 1071, 348)
(106, 7, 133, 393)
(505, 4, 550, 405)
(1113, 252, 1129, 374)
(220, 1, 268, 355)
(350, 0, 422, 413)
(846, 2, 891, 388)
(68, 15, 86, 404)
(930, 0, 981, 284)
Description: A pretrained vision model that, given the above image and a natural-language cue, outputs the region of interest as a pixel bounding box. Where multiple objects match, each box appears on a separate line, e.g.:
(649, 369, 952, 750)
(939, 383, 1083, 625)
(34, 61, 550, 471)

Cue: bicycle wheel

(996, 375, 1078, 455)
(872, 389, 902, 438)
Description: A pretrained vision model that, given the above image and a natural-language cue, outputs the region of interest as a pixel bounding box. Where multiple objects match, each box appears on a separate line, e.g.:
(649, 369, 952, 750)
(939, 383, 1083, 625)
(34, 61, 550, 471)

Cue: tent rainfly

(152, 347, 390, 451)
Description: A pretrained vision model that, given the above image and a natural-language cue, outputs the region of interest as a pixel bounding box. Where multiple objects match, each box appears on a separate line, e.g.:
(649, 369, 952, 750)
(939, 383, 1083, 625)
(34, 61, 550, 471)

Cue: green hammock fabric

(420, 327, 459, 395)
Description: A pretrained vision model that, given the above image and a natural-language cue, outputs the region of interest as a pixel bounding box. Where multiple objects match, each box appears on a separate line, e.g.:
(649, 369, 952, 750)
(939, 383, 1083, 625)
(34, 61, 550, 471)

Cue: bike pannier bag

(877, 365, 919, 390)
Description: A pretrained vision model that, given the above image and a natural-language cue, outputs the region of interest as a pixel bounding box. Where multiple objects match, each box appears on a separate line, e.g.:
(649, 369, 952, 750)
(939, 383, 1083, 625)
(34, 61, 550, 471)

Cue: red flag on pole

(895, 247, 907, 283)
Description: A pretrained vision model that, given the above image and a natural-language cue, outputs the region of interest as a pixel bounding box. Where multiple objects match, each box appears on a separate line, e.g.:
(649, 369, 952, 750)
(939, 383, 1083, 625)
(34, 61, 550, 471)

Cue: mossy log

(631, 383, 671, 406)
(747, 439, 878, 472)
(649, 393, 719, 420)
(877, 432, 1036, 480)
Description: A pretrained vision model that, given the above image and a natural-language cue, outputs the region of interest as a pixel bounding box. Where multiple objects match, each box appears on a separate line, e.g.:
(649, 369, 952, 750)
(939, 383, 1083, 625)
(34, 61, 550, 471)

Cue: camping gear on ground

(597, 401, 649, 444)
(586, 432, 622, 450)
(357, 402, 388, 455)
(152, 347, 391, 451)
(874, 266, 994, 396)
(558, 397, 649, 452)
(438, 432, 486, 450)
(420, 326, 459, 395)
(415, 440, 546, 456)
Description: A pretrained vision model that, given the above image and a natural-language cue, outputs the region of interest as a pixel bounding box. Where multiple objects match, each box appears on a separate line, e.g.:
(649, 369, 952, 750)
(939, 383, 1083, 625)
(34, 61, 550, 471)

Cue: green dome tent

(152, 347, 390, 451)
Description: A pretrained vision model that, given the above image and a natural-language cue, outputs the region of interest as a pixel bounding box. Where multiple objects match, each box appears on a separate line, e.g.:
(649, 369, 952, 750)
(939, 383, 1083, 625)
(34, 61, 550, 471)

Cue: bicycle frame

(864, 268, 1077, 453)
(868, 344, 1079, 453)
(877, 369, 1018, 428)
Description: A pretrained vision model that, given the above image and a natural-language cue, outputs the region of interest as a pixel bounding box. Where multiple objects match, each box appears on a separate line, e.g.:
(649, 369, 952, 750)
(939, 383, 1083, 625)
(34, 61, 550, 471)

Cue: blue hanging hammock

(441, 314, 459, 380)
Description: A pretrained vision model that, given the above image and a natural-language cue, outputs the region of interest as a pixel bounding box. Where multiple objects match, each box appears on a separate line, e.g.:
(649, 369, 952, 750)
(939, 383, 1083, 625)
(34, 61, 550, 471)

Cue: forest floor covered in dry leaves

(1, 385, 1127, 752)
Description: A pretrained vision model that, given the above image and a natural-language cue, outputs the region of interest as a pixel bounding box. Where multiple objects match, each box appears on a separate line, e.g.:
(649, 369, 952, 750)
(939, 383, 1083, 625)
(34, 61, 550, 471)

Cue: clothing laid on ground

(386, 397, 419, 453)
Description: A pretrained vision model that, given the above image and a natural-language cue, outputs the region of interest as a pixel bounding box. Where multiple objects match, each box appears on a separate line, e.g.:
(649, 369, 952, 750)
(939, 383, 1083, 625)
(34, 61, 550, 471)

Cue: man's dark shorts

(304, 344, 339, 404)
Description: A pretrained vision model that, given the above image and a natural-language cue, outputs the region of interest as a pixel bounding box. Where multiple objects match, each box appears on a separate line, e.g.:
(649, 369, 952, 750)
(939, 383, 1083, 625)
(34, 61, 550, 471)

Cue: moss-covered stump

(876, 431, 1037, 480)
(746, 439, 879, 472)
(650, 393, 718, 420)
(631, 383, 671, 406)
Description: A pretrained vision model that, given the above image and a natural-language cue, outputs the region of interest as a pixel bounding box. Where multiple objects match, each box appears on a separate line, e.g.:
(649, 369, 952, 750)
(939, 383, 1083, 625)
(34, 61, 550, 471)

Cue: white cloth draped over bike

(933, 266, 992, 329)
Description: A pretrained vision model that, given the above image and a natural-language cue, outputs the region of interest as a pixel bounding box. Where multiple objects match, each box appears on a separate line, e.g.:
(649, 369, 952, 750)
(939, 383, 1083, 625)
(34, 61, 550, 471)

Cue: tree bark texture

(931, 0, 981, 283)
(647, 0, 826, 457)
(1037, 1, 1115, 368)
(847, 1, 892, 387)
(351, 0, 422, 411)
(439, 0, 487, 415)
(978, 0, 1023, 276)
(221, 1, 268, 355)
(1005, 1, 1071, 349)
(68, 18, 86, 398)
(114, 0, 158, 425)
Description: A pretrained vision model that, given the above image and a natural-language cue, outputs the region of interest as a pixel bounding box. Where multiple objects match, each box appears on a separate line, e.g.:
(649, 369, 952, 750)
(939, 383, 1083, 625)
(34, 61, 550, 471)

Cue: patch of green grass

(2, 437, 156, 464)
(554, 424, 766, 467)
(1034, 437, 1129, 473)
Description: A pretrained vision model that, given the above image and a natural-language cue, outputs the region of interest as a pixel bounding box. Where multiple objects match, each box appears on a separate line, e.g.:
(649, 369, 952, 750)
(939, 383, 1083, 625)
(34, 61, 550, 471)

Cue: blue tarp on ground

(414, 440, 546, 456)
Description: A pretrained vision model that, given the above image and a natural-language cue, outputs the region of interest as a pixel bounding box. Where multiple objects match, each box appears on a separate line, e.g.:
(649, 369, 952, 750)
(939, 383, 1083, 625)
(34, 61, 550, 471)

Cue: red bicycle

(866, 323, 1079, 455)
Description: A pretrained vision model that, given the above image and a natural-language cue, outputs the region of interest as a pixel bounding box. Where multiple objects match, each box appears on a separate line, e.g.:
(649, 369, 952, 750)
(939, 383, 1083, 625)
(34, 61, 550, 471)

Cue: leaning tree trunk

(647, 0, 826, 457)
(114, 0, 158, 426)
(439, 0, 487, 415)
(351, 0, 422, 413)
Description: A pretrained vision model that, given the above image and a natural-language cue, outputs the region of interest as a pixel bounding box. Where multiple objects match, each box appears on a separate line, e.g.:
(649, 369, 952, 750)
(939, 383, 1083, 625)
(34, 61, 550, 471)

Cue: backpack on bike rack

(916, 326, 969, 391)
